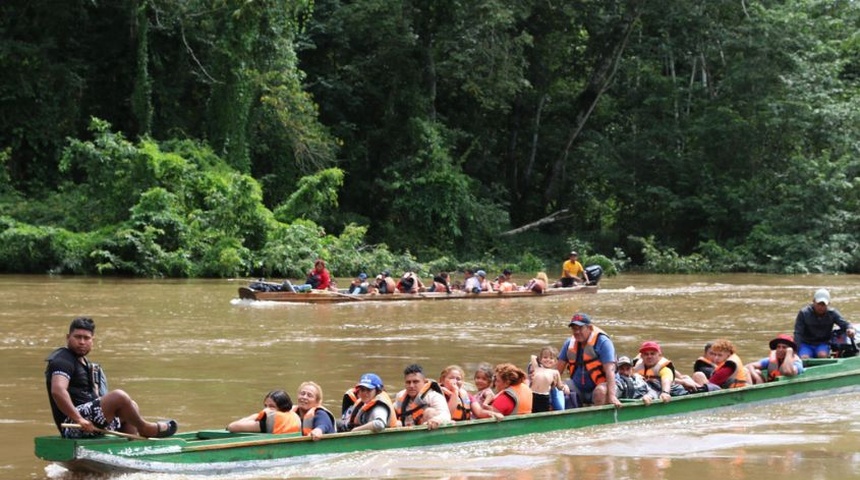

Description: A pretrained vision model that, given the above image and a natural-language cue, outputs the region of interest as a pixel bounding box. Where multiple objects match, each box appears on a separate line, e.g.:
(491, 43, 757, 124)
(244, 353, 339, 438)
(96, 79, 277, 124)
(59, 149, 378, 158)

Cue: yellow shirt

(562, 260, 584, 279)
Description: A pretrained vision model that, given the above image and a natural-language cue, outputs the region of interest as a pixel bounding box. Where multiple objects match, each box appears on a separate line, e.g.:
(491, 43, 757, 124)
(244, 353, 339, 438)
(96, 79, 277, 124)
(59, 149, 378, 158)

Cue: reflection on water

(3, 273, 860, 480)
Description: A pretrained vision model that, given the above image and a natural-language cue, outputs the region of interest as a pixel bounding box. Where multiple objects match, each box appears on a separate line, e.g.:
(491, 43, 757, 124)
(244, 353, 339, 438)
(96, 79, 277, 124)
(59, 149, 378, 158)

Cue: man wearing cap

(745, 334, 804, 384)
(558, 251, 589, 288)
(556, 313, 622, 408)
(348, 273, 370, 294)
(463, 268, 482, 294)
(340, 373, 396, 433)
(634, 341, 686, 404)
(615, 356, 649, 400)
(793, 288, 855, 359)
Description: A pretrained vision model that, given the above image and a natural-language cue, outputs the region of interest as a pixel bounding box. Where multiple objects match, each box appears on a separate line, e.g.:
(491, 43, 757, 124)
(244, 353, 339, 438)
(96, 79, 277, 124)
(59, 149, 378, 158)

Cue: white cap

(814, 288, 831, 305)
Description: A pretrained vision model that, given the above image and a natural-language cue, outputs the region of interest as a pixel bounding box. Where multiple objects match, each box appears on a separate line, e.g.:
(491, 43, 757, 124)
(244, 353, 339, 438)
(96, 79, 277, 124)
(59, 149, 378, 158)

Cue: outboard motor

(584, 265, 603, 285)
(831, 329, 858, 358)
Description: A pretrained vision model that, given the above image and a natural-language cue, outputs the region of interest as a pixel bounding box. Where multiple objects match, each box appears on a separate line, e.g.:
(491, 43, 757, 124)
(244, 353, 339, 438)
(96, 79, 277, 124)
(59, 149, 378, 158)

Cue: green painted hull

(35, 356, 860, 475)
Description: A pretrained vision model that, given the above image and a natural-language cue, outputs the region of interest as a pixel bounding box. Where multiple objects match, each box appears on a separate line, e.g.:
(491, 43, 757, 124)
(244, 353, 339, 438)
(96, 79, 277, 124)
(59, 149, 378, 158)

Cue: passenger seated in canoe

(45, 317, 178, 439)
(227, 389, 301, 434)
(469, 362, 495, 418)
(293, 381, 336, 441)
(493, 271, 516, 292)
(393, 364, 451, 430)
(396, 271, 425, 293)
(339, 373, 397, 433)
(298, 258, 331, 291)
(438, 365, 471, 421)
(502, 268, 517, 289)
(527, 346, 568, 412)
(473, 363, 532, 420)
(794, 288, 855, 359)
(348, 273, 370, 294)
(520, 272, 549, 293)
(745, 334, 804, 385)
(463, 268, 482, 293)
(679, 339, 749, 392)
(427, 272, 452, 293)
(553, 251, 589, 288)
(615, 356, 650, 401)
(633, 341, 687, 405)
(373, 270, 397, 294)
(476, 270, 494, 292)
(556, 313, 622, 408)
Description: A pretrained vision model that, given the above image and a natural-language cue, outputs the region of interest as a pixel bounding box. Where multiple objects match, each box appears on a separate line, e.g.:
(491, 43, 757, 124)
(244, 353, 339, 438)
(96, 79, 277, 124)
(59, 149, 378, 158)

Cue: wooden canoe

(34, 357, 860, 475)
(237, 284, 598, 303)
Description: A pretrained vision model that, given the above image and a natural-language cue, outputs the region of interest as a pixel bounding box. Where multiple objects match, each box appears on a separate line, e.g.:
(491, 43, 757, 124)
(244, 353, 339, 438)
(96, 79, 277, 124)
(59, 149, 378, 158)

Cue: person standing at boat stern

(794, 288, 855, 359)
(44, 317, 178, 439)
(556, 313, 622, 408)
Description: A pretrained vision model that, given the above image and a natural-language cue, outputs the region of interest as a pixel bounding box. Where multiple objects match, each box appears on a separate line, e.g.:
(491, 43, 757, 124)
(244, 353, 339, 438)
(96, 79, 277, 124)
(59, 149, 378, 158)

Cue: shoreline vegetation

(3, 3, 859, 278)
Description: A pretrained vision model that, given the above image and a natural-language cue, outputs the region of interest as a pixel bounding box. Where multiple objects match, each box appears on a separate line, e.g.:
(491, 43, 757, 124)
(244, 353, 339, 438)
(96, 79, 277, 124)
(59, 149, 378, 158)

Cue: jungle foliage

(1, 0, 859, 277)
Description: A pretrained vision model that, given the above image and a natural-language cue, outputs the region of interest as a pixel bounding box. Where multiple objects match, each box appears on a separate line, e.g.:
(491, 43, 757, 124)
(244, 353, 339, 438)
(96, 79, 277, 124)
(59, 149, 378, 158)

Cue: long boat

(34, 356, 860, 475)
(237, 283, 598, 303)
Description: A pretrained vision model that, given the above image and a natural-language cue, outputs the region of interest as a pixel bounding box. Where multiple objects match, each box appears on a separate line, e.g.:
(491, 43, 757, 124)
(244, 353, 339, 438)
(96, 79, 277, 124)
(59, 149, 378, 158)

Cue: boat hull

(35, 357, 860, 475)
(237, 285, 598, 302)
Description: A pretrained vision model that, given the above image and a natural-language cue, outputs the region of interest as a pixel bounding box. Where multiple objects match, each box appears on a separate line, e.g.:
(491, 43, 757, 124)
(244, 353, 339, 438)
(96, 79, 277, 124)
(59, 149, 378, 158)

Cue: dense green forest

(1, 0, 859, 277)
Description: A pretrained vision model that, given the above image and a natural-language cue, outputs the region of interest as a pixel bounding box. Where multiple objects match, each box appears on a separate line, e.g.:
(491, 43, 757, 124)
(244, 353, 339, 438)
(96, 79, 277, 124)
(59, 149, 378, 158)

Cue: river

(2, 273, 859, 480)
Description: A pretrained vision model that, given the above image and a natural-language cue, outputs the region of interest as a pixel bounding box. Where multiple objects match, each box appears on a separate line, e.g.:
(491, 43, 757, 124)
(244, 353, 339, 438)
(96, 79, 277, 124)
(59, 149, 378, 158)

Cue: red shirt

(708, 363, 735, 387)
(490, 390, 516, 416)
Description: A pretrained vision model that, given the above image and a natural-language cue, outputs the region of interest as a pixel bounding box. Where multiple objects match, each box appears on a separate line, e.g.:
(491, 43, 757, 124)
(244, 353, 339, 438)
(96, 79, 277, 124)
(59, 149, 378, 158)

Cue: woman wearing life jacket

(439, 365, 471, 421)
(688, 339, 749, 391)
(745, 334, 804, 384)
(227, 389, 301, 434)
(476, 363, 532, 420)
(293, 381, 336, 441)
(342, 373, 397, 433)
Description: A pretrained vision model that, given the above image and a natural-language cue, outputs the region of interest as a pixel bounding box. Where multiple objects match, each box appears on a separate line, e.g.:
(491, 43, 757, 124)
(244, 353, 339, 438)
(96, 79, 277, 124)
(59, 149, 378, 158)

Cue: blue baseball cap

(356, 373, 383, 390)
(358, 273, 368, 280)
(568, 313, 592, 327)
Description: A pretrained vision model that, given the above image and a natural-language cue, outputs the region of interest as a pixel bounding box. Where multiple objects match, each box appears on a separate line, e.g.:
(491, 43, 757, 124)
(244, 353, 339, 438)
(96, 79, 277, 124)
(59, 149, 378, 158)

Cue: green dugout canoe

(35, 356, 860, 475)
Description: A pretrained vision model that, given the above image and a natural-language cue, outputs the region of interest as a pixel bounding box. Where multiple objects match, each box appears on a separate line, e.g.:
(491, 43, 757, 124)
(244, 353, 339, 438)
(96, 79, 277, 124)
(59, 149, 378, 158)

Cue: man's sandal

(154, 419, 178, 438)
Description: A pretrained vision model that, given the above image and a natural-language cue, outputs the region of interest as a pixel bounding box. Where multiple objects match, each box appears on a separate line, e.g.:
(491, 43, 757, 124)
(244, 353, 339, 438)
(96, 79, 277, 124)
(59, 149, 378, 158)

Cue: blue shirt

(557, 333, 616, 393)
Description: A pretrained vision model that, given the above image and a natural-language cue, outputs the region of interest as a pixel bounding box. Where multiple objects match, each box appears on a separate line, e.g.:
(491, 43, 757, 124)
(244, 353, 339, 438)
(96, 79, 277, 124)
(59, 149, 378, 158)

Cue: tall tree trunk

(544, 0, 645, 203)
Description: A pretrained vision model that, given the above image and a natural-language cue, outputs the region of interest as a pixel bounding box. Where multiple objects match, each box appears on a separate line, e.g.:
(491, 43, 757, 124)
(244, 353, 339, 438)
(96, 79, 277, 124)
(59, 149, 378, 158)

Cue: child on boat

(527, 346, 568, 412)
(439, 365, 472, 421)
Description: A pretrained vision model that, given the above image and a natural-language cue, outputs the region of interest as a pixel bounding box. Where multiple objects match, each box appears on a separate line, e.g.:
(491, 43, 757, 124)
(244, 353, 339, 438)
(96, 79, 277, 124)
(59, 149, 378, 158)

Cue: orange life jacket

(495, 382, 532, 415)
(394, 380, 444, 426)
(693, 356, 716, 378)
(347, 391, 397, 430)
(254, 409, 301, 434)
(293, 405, 336, 436)
(634, 357, 675, 391)
(765, 351, 796, 381)
(716, 353, 749, 389)
(565, 326, 609, 386)
(442, 387, 472, 421)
